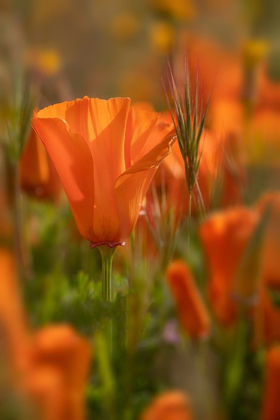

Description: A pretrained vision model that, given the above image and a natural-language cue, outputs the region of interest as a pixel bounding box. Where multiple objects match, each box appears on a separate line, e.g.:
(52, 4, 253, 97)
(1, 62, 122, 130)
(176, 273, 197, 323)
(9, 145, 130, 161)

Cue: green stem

(99, 245, 115, 302)
(98, 245, 116, 358)
(5, 157, 31, 279)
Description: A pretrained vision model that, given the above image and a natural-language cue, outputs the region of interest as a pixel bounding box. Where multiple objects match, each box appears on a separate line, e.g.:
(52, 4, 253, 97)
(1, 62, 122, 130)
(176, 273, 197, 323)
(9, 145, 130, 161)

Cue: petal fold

(114, 133, 176, 240)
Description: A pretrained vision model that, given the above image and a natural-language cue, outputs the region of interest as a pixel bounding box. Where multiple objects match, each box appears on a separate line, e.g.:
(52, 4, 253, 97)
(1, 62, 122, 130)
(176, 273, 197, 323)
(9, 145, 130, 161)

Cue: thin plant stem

(99, 245, 115, 302)
(5, 158, 31, 279)
(98, 245, 116, 356)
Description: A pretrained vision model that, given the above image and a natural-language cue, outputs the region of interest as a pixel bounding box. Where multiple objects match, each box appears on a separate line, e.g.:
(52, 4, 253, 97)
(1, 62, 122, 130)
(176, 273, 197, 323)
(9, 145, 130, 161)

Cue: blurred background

(0, 0, 280, 419)
(1, 0, 279, 105)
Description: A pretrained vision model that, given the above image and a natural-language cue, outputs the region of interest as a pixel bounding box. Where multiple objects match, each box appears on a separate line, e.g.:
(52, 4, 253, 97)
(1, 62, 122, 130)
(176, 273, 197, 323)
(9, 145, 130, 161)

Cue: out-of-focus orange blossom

(140, 391, 193, 420)
(262, 347, 280, 420)
(199, 207, 260, 326)
(166, 261, 210, 339)
(0, 247, 91, 420)
(20, 124, 62, 202)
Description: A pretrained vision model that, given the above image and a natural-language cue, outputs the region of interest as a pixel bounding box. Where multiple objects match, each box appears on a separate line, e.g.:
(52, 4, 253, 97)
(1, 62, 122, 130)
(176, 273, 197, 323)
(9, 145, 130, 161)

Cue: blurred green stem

(98, 245, 116, 356)
(5, 157, 30, 279)
(99, 245, 115, 302)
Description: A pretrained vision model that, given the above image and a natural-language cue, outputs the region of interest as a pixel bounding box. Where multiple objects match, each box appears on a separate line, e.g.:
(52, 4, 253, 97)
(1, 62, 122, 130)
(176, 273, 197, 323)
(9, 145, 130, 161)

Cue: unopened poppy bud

(166, 260, 210, 339)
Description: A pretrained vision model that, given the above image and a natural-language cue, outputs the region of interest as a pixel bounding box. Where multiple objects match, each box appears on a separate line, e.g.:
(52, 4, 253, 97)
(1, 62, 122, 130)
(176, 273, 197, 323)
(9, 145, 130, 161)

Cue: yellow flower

(150, 21, 174, 54)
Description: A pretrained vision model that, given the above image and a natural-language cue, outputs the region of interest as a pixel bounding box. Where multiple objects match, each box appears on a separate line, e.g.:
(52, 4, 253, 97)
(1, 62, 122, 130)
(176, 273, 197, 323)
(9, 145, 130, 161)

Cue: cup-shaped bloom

(262, 347, 280, 420)
(199, 208, 259, 326)
(32, 97, 175, 247)
(140, 391, 192, 420)
(20, 119, 62, 201)
(166, 260, 210, 339)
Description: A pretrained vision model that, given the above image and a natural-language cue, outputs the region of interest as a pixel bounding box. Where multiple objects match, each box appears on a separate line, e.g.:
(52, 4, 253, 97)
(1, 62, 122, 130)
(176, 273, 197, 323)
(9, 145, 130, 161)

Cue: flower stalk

(99, 245, 115, 303)
(98, 245, 116, 356)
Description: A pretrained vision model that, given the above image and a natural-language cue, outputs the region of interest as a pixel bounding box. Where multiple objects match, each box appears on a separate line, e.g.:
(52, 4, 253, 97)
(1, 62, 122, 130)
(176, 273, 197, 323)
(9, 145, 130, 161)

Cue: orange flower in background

(210, 99, 246, 203)
(24, 325, 91, 420)
(155, 122, 243, 222)
(210, 100, 243, 140)
(0, 248, 91, 419)
(258, 66, 280, 111)
(166, 261, 210, 339)
(199, 208, 259, 326)
(140, 391, 193, 420)
(32, 97, 175, 248)
(257, 192, 280, 288)
(176, 34, 243, 109)
(254, 291, 280, 347)
(0, 248, 29, 368)
(262, 347, 280, 420)
(20, 125, 62, 201)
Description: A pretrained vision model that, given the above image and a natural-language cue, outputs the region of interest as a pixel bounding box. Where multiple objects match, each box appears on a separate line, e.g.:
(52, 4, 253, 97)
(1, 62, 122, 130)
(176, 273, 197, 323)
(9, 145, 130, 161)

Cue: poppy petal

(114, 133, 176, 240)
(32, 116, 95, 241)
(88, 98, 131, 242)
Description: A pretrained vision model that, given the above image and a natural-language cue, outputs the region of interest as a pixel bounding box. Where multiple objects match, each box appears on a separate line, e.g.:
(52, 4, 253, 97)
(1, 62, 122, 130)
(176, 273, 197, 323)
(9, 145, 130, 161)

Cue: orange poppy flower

(24, 325, 91, 420)
(262, 347, 280, 420)
(258, 66, 280, 111)
(20, 125, 62, 201)
(140, 391, 193, 420)
(257, 192, 280, 288)
(32, 97, 175, 248)
(210, 99, 246, 204)
(157, 126, 243, 222)
(0, 248, 29, 368)
(166, 261, 210, 339)
(253, 291, 280, 347)
(199, 208, 259, 326)
(0, 248, 91, 419)
(176, 33, 243, 109)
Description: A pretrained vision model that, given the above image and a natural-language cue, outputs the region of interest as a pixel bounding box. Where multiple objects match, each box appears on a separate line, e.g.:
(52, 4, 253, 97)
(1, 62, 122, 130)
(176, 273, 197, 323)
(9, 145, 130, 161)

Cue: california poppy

(257, 192, 280, 288)
(166, 260, 210, 339)
(140, 391, 193, 420)
(254, 291, 280, 347)
(0, 248, 29, 368)
(258, 66, 280, 111)
(24, 325, 91, 420)
(176, 33, 243, 109)
(199, 208, 259, 326)
(0, 247, 91, 420)
(32, 97, 175, 248)
(262, 346, 280, 420)
(157, 125, 243, 220)
(20, 124, 61, 201)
